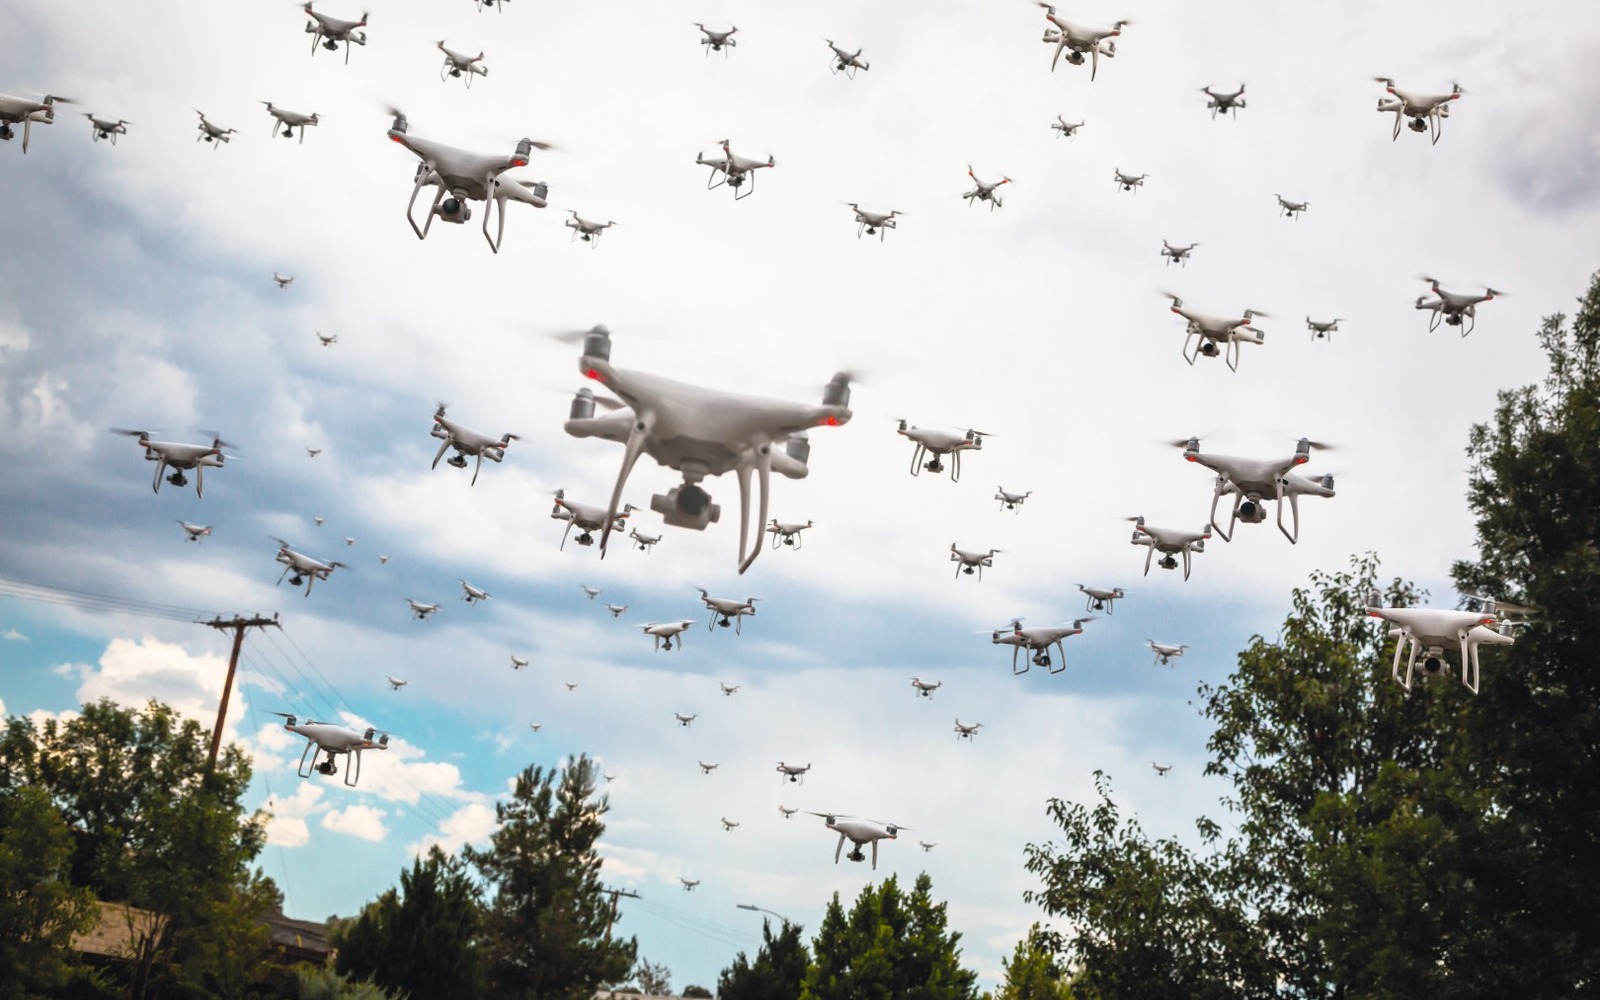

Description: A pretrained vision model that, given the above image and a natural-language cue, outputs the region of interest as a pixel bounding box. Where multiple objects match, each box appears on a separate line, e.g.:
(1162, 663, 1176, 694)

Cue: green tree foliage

(630, 957, 671, 995)
(465, 754, 636, 1000)
(716, 917, 809, 1000)
(333, 846, 485, 1000)
(682, 985, 714, 998)
(0, 784, 98, 999)
(800, 872, 979, 1000)
(293, 965, 406, 1000)
(994, 925, 1075, 1000)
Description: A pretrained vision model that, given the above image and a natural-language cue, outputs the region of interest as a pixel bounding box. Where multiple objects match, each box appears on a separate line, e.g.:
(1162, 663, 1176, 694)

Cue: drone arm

(600, 412, 654, 557)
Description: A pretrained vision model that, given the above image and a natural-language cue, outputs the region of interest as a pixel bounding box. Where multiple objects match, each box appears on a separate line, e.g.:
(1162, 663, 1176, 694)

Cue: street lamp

(736, 903, 793, 927)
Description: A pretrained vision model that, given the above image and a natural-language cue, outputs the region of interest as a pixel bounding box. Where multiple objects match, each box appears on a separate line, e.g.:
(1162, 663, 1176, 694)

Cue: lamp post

(735, 903, 793, 927)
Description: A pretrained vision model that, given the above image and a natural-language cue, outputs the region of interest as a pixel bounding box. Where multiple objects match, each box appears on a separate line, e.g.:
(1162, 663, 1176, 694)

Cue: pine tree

(716, 917, 809, 1000)
(801, 872, 979, 1000)
(334, 846, 486, 999)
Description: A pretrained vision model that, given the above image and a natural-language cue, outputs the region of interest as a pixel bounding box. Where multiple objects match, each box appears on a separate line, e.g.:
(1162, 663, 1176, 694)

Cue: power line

(0, 575, 224, 623)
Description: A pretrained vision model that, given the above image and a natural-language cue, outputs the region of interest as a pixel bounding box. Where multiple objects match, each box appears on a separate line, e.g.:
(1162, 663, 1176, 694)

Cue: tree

(801, 872, 979, 1000)
(334, 846, 486, 1000)
(0, 784, 98, 999)
(682, 986, 714, 998)
(465, 754, 636, 1000)
(293, 965, 406, 1000)
(630, 957, 671, 995)
(716, 917, 809, 1000)
(994, 924, 1076, 1000)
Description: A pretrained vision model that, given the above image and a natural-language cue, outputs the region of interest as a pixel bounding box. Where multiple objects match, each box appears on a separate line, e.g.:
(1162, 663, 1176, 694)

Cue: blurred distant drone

(606, 604, 628, 618)
(261, 102, 321, 143)
(177, 521, 211, 543)
(1374, 77, 1462, 144)
(406, 599, 440, 621)
(1275, 194, 1309, 220)
(1148, 640, 1188, 666)
(306, 448, 322, 458)
(552, 491, 633, 550)
(194, 110, 236, 148)
(680, 877, 700, 891)
(911, 677, 941, 698)
(510, 654, 528, 670)
(580, 585, 601, 600)
(777, 762, 811, 784)
(1307, 317, 1342, 339)
(317, 331, 336, 346)
(700, 590, 759, 633)
(1127, 517, 1209, 580)
(564, 682, 578, 692)
(991, 618, 1090, 674)
(779, 806, 798, 819)
(1078, 584, 1125, 615)
(962, 166, 1010, 210)
(675, 713, 698, 728)
(1051, 116, 1084, 139)
(438, 42, 488, 87)
(629, 528, 661, 553)
(950, 544, 1000, 581)
(1367, 591, 1522, 693)
(430, 404, 517, 485)
(1114, 168, 1147, 193)
(1152, 762, 1172, 776)
(721, 817, 739, 831)
(768, 519, 813, 549)
(898, 421, 989, 480)
(697, 23, 738, 55)
(387, 676, 407, 691)
(1415, 276, 1502, 336)
(1162, 293, 1268, 371)
(809, 812, 905, 869)
(698, 761, 719, 775)
(1161, 241, 1199, 266)
(302, 3, 368, 64)
(460, 580, 491, 603)
(386, 108, 550, 253)
(826, 39, 869, 77)
(560, 324, 852, 574)
(848, 204, 901, 241)
(1170, 435, 1336, 543)
(919, 841, 937, 852)
(1036, 4, 1124, 79)
(645, 621, 697, 652)
(271, 711, 389, 787)
(1, 93, 73, 153)
(996, 487, 1031, 512)
(720, 682, 739, 696)
(84, 112, 128, 145)
(274, 272, 295, 289)
(1202, 84, 1246, 119)
(696, 140, 774, 200)
(343, 537, 355, 546)
(954, 719, 983, 740)
(273, 539, 347, 596)
(112, 429, 233, 497)
(566, 211, 615, 245)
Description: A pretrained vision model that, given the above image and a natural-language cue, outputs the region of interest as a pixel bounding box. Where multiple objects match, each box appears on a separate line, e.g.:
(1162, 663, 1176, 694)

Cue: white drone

(437, 42, 488, 88)
(343, 536, 356, 546)
(698, 761, 719, 775)
(629, 528, 661, 553)
(529, 722, 542, 732)
(271, 711, 389, 787)
(1152, 762, 1172, 776)
(566, 211, 616, 245)
(911, 677, 942, 698)
(1374, 78, 1462, 144)
(406, 599, 440, 621)
(1114, 168, 1148, 193)
(260, 102, 321, 143)
(273, 539, 347, 596)
(700, 590, 759, 633)
(779, 806, 798, 819)
(84, 113, 128, 145)
(809, 812, 905, 870)
(1078, 584, 1126, 615)
(848, 204, 901, 241)
(1051, 116, 1084, 139)
(644, 620, 697, 651)
(302, 3, 368, 64)
(1171, 435, 1336, 544)
(194, 110, 236, 149)
(720, 682, 740, 696)
(313, 517, 325, 525)
(1367, 591, 1521, 694)
(898, 421, 989, 480)
(680, 877, 701, 891)
(0, 93, 71, 153)
(697, 24, 738, 55)
(564, 681, 579, 692)
(721, 817, 740, 832)
(950, 544, 1000, 581)
(580, 585, 601, 600)
(996, 487, 1031, 512)
(552, 491, 634, 550)
(386, 676, 407, 691)
(460, 580, 491, 603)
(606, 604, 628, 618)
(919, 841, 937, 852)
(990, 618, 1091, 674)
(510, 654, 528, 670)
(430, 404, 518, 485)
(776, 762, 811, 784)
(1275, 194, 1309, 220)
(695, 140, 775, 200)
(767, 519, 813, 549)
(561, 324, 852, 574)
(1162, 293, 1268, 371)
(274, 273, 296, 289)
(1127, 516, 1210, 580)
(1161, 241, 1199, 267)
(1148, 640, 1188, 666)
(1202, 84, 1246, 119)
(307, 448, 322, 458)
(176, 521, 212, 543)
(112, 429, 233, 497)
(962, 166, 1011, 210)
(954, 719, 983, 740)
(386, 109, 550, 253)
(1416, 276, 1503, 336)
(675, 713, 698, 728)
(825, 39, 870, 78)
(378, 554, 390, 564)
(1035, 4, 1124, 79)
(1306, 317, 1342, 340)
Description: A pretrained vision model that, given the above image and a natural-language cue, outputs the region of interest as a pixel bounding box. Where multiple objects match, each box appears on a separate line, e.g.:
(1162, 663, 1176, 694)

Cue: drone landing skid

(1392, 631, 1478, 694)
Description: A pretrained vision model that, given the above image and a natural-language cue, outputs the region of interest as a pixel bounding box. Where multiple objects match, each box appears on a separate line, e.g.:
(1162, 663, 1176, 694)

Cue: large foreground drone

(1415, 276, 1502, 336)
(1162, 293, 1268, 371)
(991, 618, 1090, 674)
(302, 4, 368, 64)
(1171, 435, 1336, 543)
(386, 109, 549, 253)
(1374, 78, 1462, 144)
(1366, 592, 1518, 693)
(1035, 4, 1124, 80)
(0, 93, 71, 153)
(429, 404, 517, 485)
(112, 429, 233, 497)
(272, 712, 389, 787)
(561, 324, 852, 573)
(810, 812, 906, 870)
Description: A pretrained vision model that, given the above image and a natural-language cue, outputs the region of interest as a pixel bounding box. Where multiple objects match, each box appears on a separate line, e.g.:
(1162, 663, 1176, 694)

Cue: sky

(2, 0, 1599, 991)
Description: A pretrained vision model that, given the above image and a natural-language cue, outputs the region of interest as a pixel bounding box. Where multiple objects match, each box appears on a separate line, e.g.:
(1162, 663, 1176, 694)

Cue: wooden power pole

(203, 614, 280, 771)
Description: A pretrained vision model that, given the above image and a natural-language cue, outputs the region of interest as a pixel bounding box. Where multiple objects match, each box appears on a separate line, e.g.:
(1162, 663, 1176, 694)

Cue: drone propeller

(1478, 285, 1509, 297)
(547, 323, 611, 345)
(198, 429, 238, 450)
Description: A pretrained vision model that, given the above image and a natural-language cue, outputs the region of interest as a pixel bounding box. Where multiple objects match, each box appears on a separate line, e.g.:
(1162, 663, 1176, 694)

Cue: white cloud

(262, 783, 326, 849)
(322, 804, 390, 843)
(410, 802, 498, 857)
(75, 636, 246, 740)
(2, 628, 26, 642)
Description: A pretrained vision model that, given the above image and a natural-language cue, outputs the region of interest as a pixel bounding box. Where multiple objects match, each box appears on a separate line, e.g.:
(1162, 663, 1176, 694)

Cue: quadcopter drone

(510, 654, 528, 670)
(437, 42, 488, 88)
(529, 722, 541, 731)
(1162, 293, 1269, 371)
(825, 39, 870, 78)
(996, 487, 1031, 512)
(552, 491, 633, 550)
(1161, 241, 1199, 267)
(679, 877, 701, 891)
(697, 23, 738, 55)
(1127, 517, 1210, 580)
(386, 109, 550, 253)
(430, 404, 518, 485)
(606, 604, 628, 618)
(273, 539, 348, 596)
(898, 421, 989, 480)
(950, 544, 1000, 581)
(1151, 762, 1172, 776)
(386, 676, 407, 691)
(911, 677, 941, 698)
(1035, 4, 1124, 79)
(1202, 84, 1246, 119)
(580, 585, 601, 600)
(194, 110, 236, 149)
(560, 324, 852, 574)
(271, 712, 389, 787)
(962, 166, 1011, 210)
(274, 272, 296, 289)
(460, 580, 491, 603)
(1171, 435, 1336, 544)
(720, 682, 740, 696)
(343, 536, 356, 546)
(1415, 276, 1503, 336)
(629, 528, 661, 553)
(564, 681, 579, 691)
(809, 812, 905, 870)
(1148, 640, 1188, 666)
(566, 211, 616, 245)
(919, 841, 937, 852)
(378, 554, 390, 564)
(644, 620, 697, 651)
(112, 429, 233, 497)
(767, 519, 813, 548)
(1306, 317, 1342, 340)
(406, 599, 440, 621)
(700, 590, 759, 633)
(0, 93, 71, 153)
(302, 3, 368, 64)
(1367, 591, 1517, 693)
(991, 618, 1090, 674)
(776, 762, 811, 784)
(695, 140, 774, 200)
(306, 448, 322, 458)
(1051, 116, 1084, 139)
(1374, 77, 1462, 144)
(779, 805, 798, 819)
(954, 719, 983, 740)
(1078, 584, 1125, 615)
(721, 817, 740, 831)
(260, 102, 321, 143)
(1114, 168, 1147, 193)
(675, 713, 698, 728)
(848, 204, 902, 241)
(176, 521, 212, 543)
(1275, 194, 1309, 220)
(84, 112, 128, 145)
(698, 761, 719, 775)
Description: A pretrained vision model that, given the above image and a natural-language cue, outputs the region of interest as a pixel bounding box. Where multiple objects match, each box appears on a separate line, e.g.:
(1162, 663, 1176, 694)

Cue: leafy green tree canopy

(801, 871, 979, 1000)
(334, 845, 485, 1000)
(716, 917, 809, 1000)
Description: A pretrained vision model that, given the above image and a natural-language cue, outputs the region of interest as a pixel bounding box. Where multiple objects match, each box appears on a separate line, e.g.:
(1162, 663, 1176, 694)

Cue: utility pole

(203, 614, 280, 771)
(600, 887, 641, 941)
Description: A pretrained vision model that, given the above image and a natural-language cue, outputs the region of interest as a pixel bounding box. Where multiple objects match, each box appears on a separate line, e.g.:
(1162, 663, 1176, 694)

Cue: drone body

(720, 682, 739, 696)
(721, 817, 739, 831)
(1127, 516, 1210, 580)
(776, 762, 811, 784)
(580, 584, 602, 600)
(1148, 639, 1189, 666)
(898, 421, 988, 480)
(307, 448, 322, 458)
(260, 102, 321, 143)
(84, 113, 128, 145)
(779, 805, 798, 819)
(1275, 193, 1309, 220)
(302, 3, 368, 64)
(848, 204, 901, 241)
(1036, 5, 1125, 80)
(1415, 276, 1501, 336)
(950, 543, 1000, 581)
(437, 42, 488, 87)
(273, 539, 347, 596)
(606, 604, 629, 618)
(510, 654, 528, 671)
(910, 677, 941, 698)
(274, 272, 296, 290)
(1173, 435, 1335, 544)
(406, 599, 439, 621)
(430, 404, 518, 486)
(675, 713, 697, 728)
(810, 812, 904, 870)
(697, 24, 738, 55)
(1078, 584, 1125, 615)
(698, 761, 719, 775)
(962, 166, 1011, 210)
(1161, 240, 1200, 267)
(1307, 317, 1342, 340)
(1162, 293, 1268, 371)
(695, 140, 775, 200)
(700, 590, 759, 633)
(767, 518, 814, 549)
(825, 39, 870, 78)
(1374, 77, 1462, 144)
(176, 521, 212, 543)
(1152, 762, 1172, 776)
(1051, 116, 1084, 139)
(112, 429, 231, 497)
(1202, 84, 1246, 119)
(193, 110, 236, 148)
(919, 841, 937, 852)
(386, 675, 407, 691)
(954, 718, 983, 740)
(995, 487, 1031, 512)
(645, 621, 697, 651)
(679, 877, 700, 891)
(0, 93, 71, 153)
(1366, 593, 1512, 693)
(566, 211, 616, 245)
(1114, 168, 1148, 193)
(271, 712, 389, 787)
(991, 618, 1089, 674)
(387, 110, 549, 253)
(629, 527, 661, 553)
(460, 580, 491, 603)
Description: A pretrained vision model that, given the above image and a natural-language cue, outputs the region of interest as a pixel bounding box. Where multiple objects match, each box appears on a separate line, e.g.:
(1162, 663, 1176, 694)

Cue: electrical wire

(0, 574, 222, 623)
